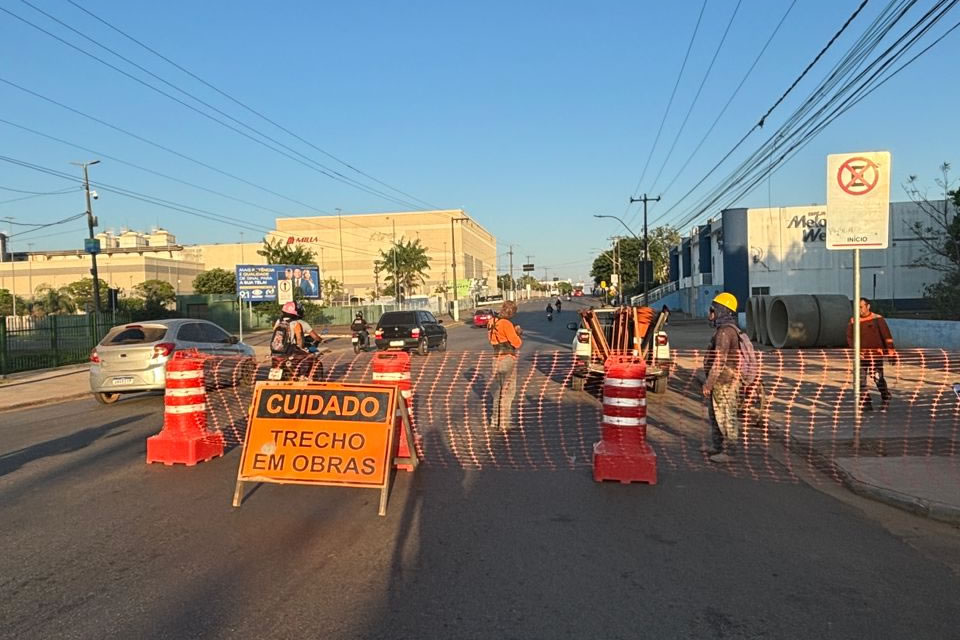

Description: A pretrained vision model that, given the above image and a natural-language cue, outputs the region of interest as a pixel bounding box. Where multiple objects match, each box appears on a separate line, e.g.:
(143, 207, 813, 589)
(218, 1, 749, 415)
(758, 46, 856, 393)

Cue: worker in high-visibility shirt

(846, 297, 895, 412)
(488, 300, 523, 432)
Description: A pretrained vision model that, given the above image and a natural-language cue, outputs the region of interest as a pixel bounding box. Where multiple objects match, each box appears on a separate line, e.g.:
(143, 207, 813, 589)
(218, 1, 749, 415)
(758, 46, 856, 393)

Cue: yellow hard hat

(712, 292, 738, 312)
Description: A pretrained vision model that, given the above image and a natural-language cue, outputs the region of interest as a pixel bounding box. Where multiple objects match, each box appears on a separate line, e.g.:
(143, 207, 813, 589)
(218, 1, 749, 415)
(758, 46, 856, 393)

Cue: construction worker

(847, 297, 895, 412)
(702, 292, 744, 462)
(488, 299, 523, 432)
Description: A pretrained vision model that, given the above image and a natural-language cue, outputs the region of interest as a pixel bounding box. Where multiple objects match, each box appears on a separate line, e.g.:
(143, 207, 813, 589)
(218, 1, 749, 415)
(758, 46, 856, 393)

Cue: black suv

(374, 310, 447, 355)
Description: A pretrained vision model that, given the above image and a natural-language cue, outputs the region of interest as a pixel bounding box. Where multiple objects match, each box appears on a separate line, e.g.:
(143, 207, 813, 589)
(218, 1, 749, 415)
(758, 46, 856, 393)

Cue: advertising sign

(826, 151, 891, 250)
(236, 264, 321, 301)
(233, 381, 410, 515)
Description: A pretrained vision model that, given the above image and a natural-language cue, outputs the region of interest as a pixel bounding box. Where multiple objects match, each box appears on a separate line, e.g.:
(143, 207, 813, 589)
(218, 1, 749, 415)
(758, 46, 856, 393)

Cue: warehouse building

(1, 210, 497, 304)
(649, 200, 954, 317)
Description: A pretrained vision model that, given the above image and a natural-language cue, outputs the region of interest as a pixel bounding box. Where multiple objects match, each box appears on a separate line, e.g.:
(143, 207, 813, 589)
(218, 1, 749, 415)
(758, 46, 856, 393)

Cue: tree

(321, 277, 344, 303)
(257, 237, 317, 266)
(589, 225, 680, 296)
(193, 268, 237, 294)
(33, 283, 76, 315)
(376, 238, 430, 302)
(497, 274, 514, 292)
(133, 279, 176, 317)
(64, 278, 110, 310)
(904, 163, 960, 318)
(0, 289, 27, 316)
(557, 281, 573, 295)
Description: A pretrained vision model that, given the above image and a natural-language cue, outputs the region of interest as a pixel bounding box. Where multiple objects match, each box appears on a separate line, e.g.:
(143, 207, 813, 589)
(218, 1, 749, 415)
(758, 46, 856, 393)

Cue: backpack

(270, 319, 293, 355)
(722, 324, 759, 388)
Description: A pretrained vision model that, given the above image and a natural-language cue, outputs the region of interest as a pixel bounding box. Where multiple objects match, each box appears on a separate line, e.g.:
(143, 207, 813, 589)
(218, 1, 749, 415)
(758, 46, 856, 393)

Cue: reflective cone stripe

(165, 403, 207, 415)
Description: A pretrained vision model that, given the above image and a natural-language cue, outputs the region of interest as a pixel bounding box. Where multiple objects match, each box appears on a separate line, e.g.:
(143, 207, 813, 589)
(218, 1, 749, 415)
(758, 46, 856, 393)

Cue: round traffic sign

(837, 157, 880, 196)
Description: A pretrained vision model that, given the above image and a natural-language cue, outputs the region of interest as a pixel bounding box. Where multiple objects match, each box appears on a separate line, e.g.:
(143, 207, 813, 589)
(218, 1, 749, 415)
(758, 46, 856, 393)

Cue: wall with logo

(744, 202, 949, 303)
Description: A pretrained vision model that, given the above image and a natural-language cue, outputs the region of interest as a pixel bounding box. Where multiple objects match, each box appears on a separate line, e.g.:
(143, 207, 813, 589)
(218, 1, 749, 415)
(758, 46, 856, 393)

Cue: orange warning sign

(232, 381, 413, 515)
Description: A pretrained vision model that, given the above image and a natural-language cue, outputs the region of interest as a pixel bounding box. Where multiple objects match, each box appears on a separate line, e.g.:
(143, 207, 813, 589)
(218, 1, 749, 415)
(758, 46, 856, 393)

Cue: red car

(473, 308, 495, 327)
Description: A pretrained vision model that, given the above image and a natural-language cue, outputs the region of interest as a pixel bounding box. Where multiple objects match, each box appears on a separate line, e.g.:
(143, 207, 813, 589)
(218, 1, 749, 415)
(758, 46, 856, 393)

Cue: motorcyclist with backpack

(271, 301, 322, 355)
(702, 292, 760, 463)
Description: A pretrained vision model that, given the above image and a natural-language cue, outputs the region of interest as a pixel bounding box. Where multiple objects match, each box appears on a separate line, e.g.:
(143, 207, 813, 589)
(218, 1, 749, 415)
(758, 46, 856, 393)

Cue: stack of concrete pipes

(745, 294, 852, 349)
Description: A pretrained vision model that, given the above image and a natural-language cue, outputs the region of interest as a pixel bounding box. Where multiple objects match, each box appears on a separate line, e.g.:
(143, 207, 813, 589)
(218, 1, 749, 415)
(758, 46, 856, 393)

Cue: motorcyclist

(271, 301, 322, 354)
(555, 297, 562, 313)
(350, 311, 369, 346)
(545, 302, 554, 320)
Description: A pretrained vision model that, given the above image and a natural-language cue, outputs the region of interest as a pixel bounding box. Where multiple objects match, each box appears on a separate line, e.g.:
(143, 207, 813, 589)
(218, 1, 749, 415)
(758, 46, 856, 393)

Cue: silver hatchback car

(89, 318, 255, 405)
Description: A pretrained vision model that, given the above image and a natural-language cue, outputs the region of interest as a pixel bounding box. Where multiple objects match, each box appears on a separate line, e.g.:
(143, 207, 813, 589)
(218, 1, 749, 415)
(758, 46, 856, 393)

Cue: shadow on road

(0, 413, 151, 478)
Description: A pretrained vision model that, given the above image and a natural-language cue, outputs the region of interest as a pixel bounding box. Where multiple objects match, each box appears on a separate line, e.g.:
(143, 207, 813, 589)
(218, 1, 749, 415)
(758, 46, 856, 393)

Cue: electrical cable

(63, 0, 442, 212)
(649, 0, 878, 225)
(629, 0, 708, 199)
(3, 4, 430, 212)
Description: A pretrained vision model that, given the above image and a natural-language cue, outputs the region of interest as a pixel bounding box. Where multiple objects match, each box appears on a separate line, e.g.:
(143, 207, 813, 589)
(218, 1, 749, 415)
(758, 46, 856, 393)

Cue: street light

(594, 213, 649, 305)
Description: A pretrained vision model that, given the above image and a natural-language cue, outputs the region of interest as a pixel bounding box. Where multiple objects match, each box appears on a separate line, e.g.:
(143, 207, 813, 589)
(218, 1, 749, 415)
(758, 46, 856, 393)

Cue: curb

(785, 433, 960, 525)
(840, 474, 960, 525)
(0, 391, 92, 413)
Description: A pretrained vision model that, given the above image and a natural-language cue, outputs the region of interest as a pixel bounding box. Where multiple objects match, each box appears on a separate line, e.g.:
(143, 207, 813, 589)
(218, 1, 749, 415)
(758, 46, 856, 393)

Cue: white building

(652, 200, 954, 317)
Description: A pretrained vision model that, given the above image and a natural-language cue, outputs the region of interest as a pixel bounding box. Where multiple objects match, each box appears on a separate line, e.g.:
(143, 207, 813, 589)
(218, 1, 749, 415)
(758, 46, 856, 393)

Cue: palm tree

(377, 238, 430, 302)
(34, 284, 77, 315)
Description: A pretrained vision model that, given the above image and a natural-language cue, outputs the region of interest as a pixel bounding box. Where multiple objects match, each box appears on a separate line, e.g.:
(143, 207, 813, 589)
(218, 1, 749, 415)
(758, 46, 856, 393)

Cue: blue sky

(1, 0, 957, 284)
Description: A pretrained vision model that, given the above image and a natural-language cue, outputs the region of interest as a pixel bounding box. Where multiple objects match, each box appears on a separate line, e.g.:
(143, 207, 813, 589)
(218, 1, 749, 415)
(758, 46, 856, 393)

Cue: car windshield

(102, 325, 168, 345)
(379, 312, 417, 325)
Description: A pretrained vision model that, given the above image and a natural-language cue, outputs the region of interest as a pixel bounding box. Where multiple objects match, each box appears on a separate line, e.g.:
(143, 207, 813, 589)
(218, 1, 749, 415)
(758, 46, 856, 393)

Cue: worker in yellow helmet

(702, 291, 750, 463)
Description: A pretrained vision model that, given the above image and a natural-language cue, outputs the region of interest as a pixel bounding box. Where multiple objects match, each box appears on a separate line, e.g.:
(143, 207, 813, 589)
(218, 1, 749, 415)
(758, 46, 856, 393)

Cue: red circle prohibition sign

(837, 157, 880, 196)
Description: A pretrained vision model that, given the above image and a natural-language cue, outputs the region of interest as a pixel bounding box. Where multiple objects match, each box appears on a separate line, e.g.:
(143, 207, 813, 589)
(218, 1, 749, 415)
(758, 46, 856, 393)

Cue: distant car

(375, 310, 447, 355)
(89, 318, 255, 405)
(473, 308, 495, 327)
(573, 290, 584, 297)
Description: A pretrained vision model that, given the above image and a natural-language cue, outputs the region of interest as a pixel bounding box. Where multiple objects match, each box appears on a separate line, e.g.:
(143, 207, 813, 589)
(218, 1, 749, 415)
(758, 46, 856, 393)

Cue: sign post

(232, 381, 412, 516)
(826, 151, 891, 443)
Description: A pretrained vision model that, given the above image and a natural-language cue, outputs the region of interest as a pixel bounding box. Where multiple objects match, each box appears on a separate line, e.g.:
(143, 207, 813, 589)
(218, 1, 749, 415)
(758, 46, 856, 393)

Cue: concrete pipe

(757, 295, 770, 345)
(767, 295, 821, 348)
(813, 294, 852, 347)
(745, 296, 757, 341)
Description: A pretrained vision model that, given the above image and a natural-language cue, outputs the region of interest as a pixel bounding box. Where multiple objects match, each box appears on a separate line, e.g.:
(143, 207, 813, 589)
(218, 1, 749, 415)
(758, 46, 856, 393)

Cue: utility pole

(508, 245, 514, 301)
(73, 160, 102, 312)
(450, 215, 468, 320)
(629, 193, 661, 306)
(336, 208, 344, 305)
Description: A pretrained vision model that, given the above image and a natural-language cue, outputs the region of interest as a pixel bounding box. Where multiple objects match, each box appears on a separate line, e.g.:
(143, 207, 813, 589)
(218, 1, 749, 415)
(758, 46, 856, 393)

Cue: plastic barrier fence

(199, 349, 960, 482)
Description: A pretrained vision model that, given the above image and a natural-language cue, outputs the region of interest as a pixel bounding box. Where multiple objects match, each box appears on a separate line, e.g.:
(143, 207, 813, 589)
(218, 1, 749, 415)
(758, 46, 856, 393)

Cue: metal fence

(0, 313, 126, 375)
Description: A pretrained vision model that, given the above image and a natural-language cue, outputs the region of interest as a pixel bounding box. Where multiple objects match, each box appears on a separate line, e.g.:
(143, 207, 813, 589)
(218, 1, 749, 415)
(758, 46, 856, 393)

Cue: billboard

(236, 264, 322, 301)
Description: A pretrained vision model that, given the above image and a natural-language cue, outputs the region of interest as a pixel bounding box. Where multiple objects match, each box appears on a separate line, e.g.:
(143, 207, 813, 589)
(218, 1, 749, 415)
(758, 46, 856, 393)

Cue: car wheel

(571, 375, 585, 392)
(417, 338, 429, 356)
(239, 361, 256, 386)
(438, 335, 447, 352)
(94, 392, 122, 405)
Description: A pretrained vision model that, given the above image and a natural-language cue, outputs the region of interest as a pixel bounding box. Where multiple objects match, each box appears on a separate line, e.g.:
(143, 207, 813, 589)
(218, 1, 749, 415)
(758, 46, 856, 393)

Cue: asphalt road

(1, 298, 959, 639)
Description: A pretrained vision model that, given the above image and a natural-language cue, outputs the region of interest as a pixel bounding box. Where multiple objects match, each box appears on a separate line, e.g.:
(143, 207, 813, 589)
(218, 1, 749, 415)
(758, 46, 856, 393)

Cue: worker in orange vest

(846, 297, 895, 412)
(488, 300, 523, 432)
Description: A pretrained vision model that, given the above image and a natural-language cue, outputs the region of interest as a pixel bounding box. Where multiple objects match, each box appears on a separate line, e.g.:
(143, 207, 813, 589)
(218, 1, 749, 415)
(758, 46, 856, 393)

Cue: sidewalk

(0, 364, 93, 412)
(788, 432, 960, 525)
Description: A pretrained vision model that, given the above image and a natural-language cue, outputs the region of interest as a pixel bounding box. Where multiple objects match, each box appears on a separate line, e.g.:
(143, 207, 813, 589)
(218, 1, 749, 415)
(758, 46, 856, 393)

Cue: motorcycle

(351, 330, 370, 354)
(268, 347, 329, 381)
(546, 311, 553, 322)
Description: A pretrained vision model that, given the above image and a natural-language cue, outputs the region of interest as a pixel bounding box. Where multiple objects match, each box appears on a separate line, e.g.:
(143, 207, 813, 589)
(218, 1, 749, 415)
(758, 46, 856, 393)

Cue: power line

(0, 184, 76, 195)
(629, 0, 708, 199)
(653, 0, 798, 207)
(648, 0, 887, 227)
(663, 0, 958, 231)
(63, 0, 442, 212)
(3, 3, 429, 212)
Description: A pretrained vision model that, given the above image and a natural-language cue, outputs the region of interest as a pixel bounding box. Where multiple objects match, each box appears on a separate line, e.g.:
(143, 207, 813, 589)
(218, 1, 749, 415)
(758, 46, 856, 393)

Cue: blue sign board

(236, 264, 322, 301)
(84, 238, 101, 255)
